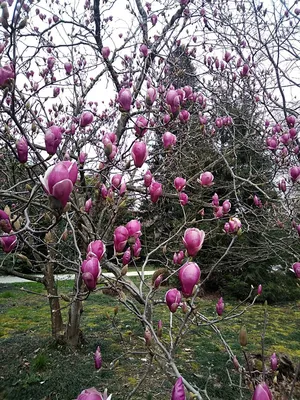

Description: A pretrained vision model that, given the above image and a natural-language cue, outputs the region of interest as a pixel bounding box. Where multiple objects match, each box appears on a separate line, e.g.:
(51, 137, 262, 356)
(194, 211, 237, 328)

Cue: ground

(0, 280, 300, 399)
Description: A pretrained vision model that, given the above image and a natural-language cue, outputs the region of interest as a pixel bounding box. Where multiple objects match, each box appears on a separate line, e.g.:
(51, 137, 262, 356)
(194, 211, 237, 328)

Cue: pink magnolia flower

(173, 250, 184, 265)
(162, 132, 176, 149)
(165, 89, 181, 114)
(149, 181, 162, 203)
(81, 255, 100, 280)
(292, 262, 300, 278)
(0, 233, 17, 253)
(199, 171, 214, 187)
(144, 170, 153, 187)
(126, 220, 141, 238)
(183, 228, 205, 257)
(87, 240, 106, 261)
(45, 126, 62, 155)
(165, 288, 182, 313)
(252, 383, 272, 400)
(278, 179, 286, 192)
(64, 62, 73, 74)
(212, 193, 219, 206)
(139, 44, 148, 57)
(179, 192, 188, 206)
(111, 174, 122, 190)
(151, 14, 158, 26)
(132, 237, 142, 257)
(0, 210, 12, 233)
(222, 199, 231, 214)
(146, 87, 157, 106)
(290, 166, 300, 182)
(253, 195, 262, 208)
(216, 297, 224, 316)
(94, 346, 102, 370)
(102, 46, 110, 59)
(0, 63, 15, 86)
(85, 198, 92, 213)
(16, 137, 28, 163)
(266, 136, 278, 150)
(80, 111, 94, 128)
(79, 152, 87, 164)
(286, 115, 296, 127)
(40, 161, 78, 208)
(174, 177, 186, 192)
(228, 217, 242, 233)
(76, 387, 112, 400)
(131, 141, 147, 168)
(122, 248, 131, 266)
(118, 88, 132, 112)
(114, 226, 129, 253)
(270, 353, 278, 371)
(179, 110, 190, 123)
(179, 262, 201, 297)
(134, 116, 148, 137)
(257, 284, 262, 295)
(101, 184, 108, 199)
(171, 377, 186, 400)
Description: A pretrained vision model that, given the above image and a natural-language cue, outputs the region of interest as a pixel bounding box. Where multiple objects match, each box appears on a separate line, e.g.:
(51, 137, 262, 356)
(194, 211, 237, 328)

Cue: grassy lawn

(0, 280, 300, 400)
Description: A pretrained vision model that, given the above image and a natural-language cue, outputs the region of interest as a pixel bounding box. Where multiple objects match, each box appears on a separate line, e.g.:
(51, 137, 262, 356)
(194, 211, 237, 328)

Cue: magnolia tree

(0, 0, 300, 398)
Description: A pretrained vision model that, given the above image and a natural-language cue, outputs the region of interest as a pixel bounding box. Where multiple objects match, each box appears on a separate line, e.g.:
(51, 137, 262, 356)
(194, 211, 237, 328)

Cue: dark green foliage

(222, 266, 300, 303)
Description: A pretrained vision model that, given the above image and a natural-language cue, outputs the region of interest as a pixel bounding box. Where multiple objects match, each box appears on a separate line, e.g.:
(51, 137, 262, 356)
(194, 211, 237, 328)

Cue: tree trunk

(43, 261, 64, 341)
(65, 275, 84, 347)
(65, 296, 83, 347)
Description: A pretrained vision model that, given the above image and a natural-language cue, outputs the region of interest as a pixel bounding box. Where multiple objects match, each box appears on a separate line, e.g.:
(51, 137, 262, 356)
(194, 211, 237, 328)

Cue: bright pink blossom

(292, 262, 300, 278)
(216, 297, 224, 316)
(0, 210, 12, 233)
(252, 383, 272, 400)
(179, 192, 188, 206)
(149, 181, 162, 203)
(126, 220, 141, 238)
(174, 177, 186, 192)
(111, 174, 122, 190)
(183, 228, 205, 257)
(132, 237, 142, 257)
(173, 250, 184, 265)
(0, 63, 14, 86)
(199, 171, 214, 187)
(171, 377, 186, 400)
(179, 262, 201, 297)
(131, 141, 147, 168)
(94, 346, 102, 370)
(85, 198, 92, 213)
(162, 132, 176, 149)
(122, 248, 131, 266)
(87, 240, 106, 261)
(165, 288, 182, 313)
(80, 111, 94, 128)
(114, 226, 129, 253)
(118, 88, 132, 112)
(102, 46, 110, 59)
(45, 126, 62, 155)
(222, 200, 231, 213)
(0, 233, 17, 253)
(134, 116, 148, 137)
(146, 87, 157, 106)
(144, 170, 153, 187)
(40, 161, 78, 208)
(16, 137, 28, 163)
(76, 387, 112, 400)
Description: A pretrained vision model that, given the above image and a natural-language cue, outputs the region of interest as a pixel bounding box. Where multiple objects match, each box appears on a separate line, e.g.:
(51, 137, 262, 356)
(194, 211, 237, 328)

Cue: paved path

(0, 271, 155, 284)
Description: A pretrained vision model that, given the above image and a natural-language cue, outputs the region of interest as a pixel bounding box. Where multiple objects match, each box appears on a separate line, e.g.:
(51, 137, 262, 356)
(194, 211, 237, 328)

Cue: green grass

(0, 281, 300, 400)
